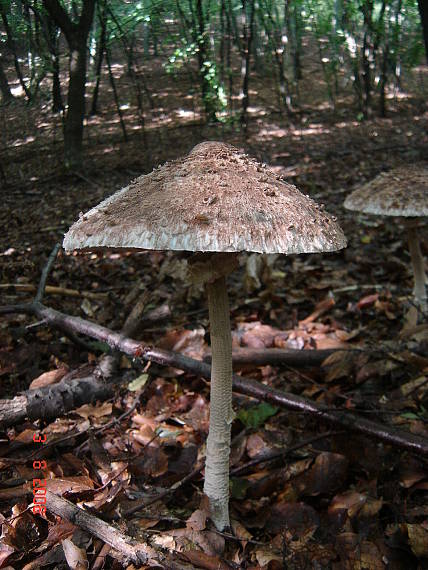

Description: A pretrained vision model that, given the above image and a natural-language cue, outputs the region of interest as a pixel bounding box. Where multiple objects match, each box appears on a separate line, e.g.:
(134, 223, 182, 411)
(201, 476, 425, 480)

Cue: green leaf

(128, 373, 149, 392)
(400, 412, 420, 420)
(237, 402, 278, 429)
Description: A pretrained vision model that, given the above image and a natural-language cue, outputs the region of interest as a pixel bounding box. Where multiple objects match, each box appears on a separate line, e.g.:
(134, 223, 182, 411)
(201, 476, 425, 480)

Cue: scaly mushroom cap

(344, 165, 428, 217)
(64, 141, 347, 254)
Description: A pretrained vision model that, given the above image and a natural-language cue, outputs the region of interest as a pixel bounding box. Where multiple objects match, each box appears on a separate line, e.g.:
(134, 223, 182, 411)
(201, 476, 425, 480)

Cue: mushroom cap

(344, 165, 428, 217)
(64, 141, 347, 255)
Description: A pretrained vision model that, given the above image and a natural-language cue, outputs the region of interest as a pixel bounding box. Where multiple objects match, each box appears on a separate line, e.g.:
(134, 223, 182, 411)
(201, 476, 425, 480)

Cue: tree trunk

(42, 0, 96, 168)
(361, 2, 373, 118)
(292, 1, 302, 81)
(417, 0, 428, 64)
(90, 5, 107, 116)
(105, 43, 128, 142)
(0, 54, 13, 103)
(379, 42, 389, 117)
(64, 40, 89, 167)
(47, 21, 64, 113)
(240, 0, 256, 130)
(195, 0, 216, 121)
(0, 8, 31, 100)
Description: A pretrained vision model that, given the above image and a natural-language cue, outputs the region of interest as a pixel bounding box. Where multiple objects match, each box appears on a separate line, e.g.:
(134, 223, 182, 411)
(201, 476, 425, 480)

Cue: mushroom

(63, 141, 347, 531)
(344, 165, 428, 312)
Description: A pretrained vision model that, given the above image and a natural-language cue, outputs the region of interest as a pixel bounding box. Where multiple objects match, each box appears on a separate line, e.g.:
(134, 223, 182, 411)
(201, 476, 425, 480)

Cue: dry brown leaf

(179, 550, 230, 570)
(186, 508, 208, 531)
(62, 538, 88, 570)
(329, 491, 367, 518)
(75, 402, 112, 419)
(230, 519, 252, 549)
(407, 524, 428, 558)
(186, 394, 210, 432)
(292, 452, 348, 497)
(266, 502, 319, 537)
(29, 366, 69, 389)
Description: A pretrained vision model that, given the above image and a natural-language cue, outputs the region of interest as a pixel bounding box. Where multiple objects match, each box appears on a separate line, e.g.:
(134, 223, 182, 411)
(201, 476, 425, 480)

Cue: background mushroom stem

(407, 226, 427, 311)
(204, 275, 233, 531)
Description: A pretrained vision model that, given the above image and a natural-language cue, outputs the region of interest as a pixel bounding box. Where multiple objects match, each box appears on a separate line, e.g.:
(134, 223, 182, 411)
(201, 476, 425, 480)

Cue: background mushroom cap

(64, 141, 347, 255)
(344, 165, 428, 217)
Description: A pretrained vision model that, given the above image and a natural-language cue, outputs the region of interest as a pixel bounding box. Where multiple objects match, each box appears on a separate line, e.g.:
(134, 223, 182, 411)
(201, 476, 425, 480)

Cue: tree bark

(194, 0, 216, 121)
(417, 0, 428, 64)
(0, 8, 31, 100)
(0, 53, 14, 103)
(240, 0, 256, 129)
(43, 0, 96, 168)
(90, 2, 107, 116)
(48, 21, 64, 113)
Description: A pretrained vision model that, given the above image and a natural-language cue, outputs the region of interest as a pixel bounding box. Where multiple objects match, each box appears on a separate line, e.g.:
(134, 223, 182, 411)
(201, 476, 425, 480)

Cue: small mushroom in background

(63, 141, 347, 531)
(344, 165, 428, 313)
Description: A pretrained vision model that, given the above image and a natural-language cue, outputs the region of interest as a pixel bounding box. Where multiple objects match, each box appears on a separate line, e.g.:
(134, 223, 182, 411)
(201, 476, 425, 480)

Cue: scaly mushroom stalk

(204, 275, 233, 531)
(407, 226, 427, 311)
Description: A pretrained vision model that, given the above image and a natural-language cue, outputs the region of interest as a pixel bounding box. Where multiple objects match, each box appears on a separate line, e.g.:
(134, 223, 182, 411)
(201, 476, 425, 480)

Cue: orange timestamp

(32, 432, 47, 515)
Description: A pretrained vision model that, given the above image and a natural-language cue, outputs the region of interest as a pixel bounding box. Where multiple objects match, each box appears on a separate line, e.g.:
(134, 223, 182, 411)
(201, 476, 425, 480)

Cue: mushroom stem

(204, 275, 233, 531)
(407, 226, 427, 311)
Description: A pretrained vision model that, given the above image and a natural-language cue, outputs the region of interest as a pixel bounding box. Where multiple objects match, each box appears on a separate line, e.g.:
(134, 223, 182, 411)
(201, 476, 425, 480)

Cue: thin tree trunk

(292, 1, 302, 81)
(22, 1, 64, 112)
(105, 44, 128, 142)
(48, 21, 64, 113)
(0, 54, 13, 103)
(417, 0, 428, 64)
(240, 0, 256, 130)
(90, 4, 107, 116)
(379, 42, 389, 117)
(107, 3, 153, 126)
(392, 0, 403, 89)
(0, 8, 31, 100)
(195, 0, 216, 121)
(225, 0, 234, 111)
(219, 0, 225, 84)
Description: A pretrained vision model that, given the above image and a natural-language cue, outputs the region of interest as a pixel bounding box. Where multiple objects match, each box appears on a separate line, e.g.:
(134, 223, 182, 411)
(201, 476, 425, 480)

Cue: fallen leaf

(29, 366, 68, 389)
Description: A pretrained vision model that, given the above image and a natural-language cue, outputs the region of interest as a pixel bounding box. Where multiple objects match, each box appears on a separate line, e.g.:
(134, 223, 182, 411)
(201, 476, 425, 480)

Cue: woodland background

(1, 0, 428, 569)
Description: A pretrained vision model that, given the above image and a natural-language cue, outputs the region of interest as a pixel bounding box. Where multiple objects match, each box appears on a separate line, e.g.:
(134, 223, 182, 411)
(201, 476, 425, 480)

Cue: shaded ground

(1, 50, 428, 569)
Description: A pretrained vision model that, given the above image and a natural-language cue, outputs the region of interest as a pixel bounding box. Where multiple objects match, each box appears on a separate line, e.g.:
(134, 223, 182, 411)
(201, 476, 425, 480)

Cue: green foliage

(165, 41, 198, 72)
(1, 0, 425, 119)
(237, 402, 278, 429)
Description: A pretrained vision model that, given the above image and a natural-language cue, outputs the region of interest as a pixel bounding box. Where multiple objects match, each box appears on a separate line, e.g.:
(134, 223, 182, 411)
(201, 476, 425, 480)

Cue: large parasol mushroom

(64, 141, 347, 530)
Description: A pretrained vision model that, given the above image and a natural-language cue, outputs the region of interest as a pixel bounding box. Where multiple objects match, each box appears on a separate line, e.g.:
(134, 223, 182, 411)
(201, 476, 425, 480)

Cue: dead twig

(44, 491, 194, 569)
(0, 283, 108, 300)
(35, 243, 61, 303)
(204, 347, 363, 367)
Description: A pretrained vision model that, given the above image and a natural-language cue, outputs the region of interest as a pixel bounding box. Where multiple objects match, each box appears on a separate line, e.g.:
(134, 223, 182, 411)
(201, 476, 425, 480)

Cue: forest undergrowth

(1, 48, 428, 569)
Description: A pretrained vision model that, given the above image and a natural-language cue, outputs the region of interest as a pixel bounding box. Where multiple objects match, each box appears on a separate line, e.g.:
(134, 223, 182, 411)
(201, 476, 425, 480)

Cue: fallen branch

(0, 283, 108, 300)
(0, 372, 114, 427)
(44, 491, 193, 569)
(205, 347, 360, 367)
(45, 491, 150, 565)
(2, 299, 428, 455)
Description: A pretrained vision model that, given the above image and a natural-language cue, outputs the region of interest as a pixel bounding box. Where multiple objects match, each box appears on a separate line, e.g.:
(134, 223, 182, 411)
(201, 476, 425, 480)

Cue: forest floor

(1, 52, 428, 569)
